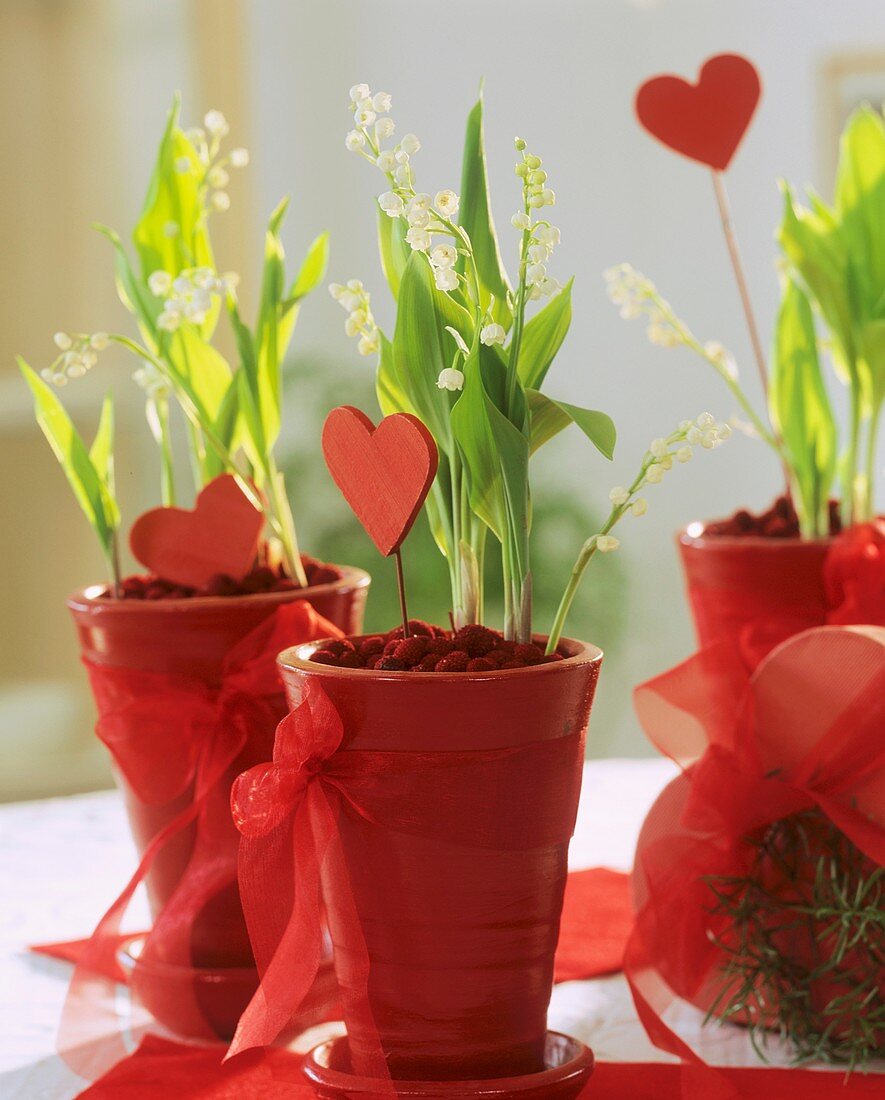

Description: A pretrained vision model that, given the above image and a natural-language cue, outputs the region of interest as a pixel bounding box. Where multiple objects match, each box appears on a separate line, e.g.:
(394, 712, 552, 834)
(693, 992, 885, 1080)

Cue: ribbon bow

(61, 600, 341, 1080)
(627, 625, 885, 1098)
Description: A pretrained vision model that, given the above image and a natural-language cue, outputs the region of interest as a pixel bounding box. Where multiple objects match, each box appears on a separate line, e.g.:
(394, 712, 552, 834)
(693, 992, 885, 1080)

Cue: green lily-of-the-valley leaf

(770, 278, 837, 535)
(234, 202, 329, 469)
(203, 374, 242, 480)
(133, 97, 214, 299)
(779, 183, 856, 369)
(377, 207, 412, 300)
(451, 345, 530, 549)
(526, 389, 616, 459)
(287, 231, 331, 305)
(517, 279, 573, 389)
(253, 198, 289, 450)
(89, 394, 117, 503)
(459, 94, 513, 330)
(392, 252, 474, 453)
(19, 359, 119, 552)
(166, 325, 232, 422)
(95, 224, 162, 343)
(835, 107, 885, 319)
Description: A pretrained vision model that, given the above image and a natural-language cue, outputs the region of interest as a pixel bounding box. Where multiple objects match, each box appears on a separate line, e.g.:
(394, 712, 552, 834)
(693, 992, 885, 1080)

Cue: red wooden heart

(635, 53, 761, 171)
(129, 474, 263, 589)
(322, 407, 439, 557)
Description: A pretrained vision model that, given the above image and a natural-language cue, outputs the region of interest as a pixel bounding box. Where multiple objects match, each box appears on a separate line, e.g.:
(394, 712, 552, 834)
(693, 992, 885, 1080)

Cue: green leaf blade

(769, 277, 838, 536)
(458, 94, 513, 329)
(133, 96, 215, 286)
(527, 389, 616, 459)
(19, 359, 115, 550)
(517, 279, 573, 389)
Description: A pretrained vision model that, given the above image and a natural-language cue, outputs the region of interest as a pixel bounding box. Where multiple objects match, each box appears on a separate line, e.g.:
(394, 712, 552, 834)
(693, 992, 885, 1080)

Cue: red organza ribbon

(628, 625, 885, 1099)
(825, 519, 885, 625)
(60, 600, 340, 1080)
(229, 678, 585, 1082)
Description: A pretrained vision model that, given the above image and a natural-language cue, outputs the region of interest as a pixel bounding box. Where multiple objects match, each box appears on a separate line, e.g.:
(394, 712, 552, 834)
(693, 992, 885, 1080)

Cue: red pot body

(66, 567, 369, 973)
(278, 637, 601, 1083)
(678, 526, 832, 651)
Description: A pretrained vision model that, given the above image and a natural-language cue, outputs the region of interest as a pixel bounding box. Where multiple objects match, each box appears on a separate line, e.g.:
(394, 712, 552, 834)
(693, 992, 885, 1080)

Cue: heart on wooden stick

(635, 53, 761, 171)
(322, 407, 438, 556)
(130, 474, 264, 589)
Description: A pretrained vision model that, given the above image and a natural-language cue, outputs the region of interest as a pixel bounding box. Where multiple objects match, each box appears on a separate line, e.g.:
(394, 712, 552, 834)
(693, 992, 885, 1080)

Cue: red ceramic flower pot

(66, 564, 369, 1036)
(678, 524, 832, 655)
(277, 635, 601, 1083)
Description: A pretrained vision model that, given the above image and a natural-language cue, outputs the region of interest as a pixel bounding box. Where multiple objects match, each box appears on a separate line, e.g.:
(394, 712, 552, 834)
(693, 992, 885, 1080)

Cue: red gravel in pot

(103, 556, 343, 600)
(703, 495, 842, 539)
(309, 621, 565, 672)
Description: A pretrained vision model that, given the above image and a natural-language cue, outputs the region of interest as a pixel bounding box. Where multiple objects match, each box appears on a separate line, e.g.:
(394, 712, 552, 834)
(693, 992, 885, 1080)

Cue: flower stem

(862, 405, 880, 523)
(506, 201, 532, 421)
(108, 526, 123, 599)
(265, 459, 308, 586)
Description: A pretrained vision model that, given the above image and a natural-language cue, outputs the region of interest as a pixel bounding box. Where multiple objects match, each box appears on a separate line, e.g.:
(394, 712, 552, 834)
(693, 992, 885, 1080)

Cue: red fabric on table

(584, 1061, 885, 1098)
(554, 867, 632, 982)
(75, 1035, 313, 1098)
(30, 936, 130, 984)
(75, 1039, 885, 1099)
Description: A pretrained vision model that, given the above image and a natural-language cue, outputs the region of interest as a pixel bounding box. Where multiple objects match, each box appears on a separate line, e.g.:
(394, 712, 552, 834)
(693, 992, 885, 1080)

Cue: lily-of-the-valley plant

(334, 83, 730, 646)
(607, 106, 885, 539)
(19, 98, 329, 591)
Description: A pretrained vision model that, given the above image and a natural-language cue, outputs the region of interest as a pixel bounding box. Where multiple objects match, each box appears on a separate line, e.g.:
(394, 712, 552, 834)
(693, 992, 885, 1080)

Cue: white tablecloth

(0, 758, 860, 1098)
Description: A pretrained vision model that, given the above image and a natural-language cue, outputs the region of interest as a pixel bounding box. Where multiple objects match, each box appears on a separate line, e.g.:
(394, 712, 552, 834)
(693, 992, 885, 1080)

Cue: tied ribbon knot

(60, 600, 342, 1081)
(228, 677, 587, 1085)
(627, 625, 885, 1099)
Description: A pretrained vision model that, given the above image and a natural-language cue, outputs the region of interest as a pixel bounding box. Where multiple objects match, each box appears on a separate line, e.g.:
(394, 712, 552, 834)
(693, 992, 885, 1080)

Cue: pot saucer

(302, 1031, 594, 1099)
(118, 935, 337, 1042)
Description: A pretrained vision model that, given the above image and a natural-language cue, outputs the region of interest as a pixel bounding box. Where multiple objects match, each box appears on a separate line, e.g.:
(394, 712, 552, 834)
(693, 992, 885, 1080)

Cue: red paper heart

(129, 474, 263, 589)
(636, 53, 761, 171)
(322, 407, 438, 557)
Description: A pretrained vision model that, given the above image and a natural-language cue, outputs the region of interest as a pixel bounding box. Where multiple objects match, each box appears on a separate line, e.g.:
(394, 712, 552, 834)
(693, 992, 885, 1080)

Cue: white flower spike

(480, 323, 506, 346)
(204, 110, 229, 138)
(378, 191, 405, 218)
(430, 243, 457, 269)
(434, 190, 459, 219)
(437, 367, 465, 392)
(406, 227, 431, 252)
(148, 270, 172, 297)
(434, 267, 458, 292)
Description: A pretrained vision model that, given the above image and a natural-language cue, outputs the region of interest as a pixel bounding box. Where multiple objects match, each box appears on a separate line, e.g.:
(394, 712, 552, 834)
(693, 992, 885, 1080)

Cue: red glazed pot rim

(302, 1031, 594, 1097)
(66, 563, 371, 616)
(678, 521, 836, 551)
(279, 634, 602, 682)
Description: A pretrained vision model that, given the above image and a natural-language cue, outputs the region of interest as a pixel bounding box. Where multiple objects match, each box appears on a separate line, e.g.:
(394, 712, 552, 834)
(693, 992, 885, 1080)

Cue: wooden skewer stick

(394, 548, 410, 638)
(711, 169, 792, 492)
(711, 170, 770, 400)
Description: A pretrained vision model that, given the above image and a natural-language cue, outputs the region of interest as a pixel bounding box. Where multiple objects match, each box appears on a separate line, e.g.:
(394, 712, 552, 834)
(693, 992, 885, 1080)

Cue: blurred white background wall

(2, 0, 884, 797)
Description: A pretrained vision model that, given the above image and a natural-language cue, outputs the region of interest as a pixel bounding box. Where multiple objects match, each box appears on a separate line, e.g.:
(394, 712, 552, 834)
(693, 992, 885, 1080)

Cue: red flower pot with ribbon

(228, 635, 601, 1097)
(628, 625, 885, 1078)
(60, 571, 368, 1076)
(678, 519, 885, 666)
